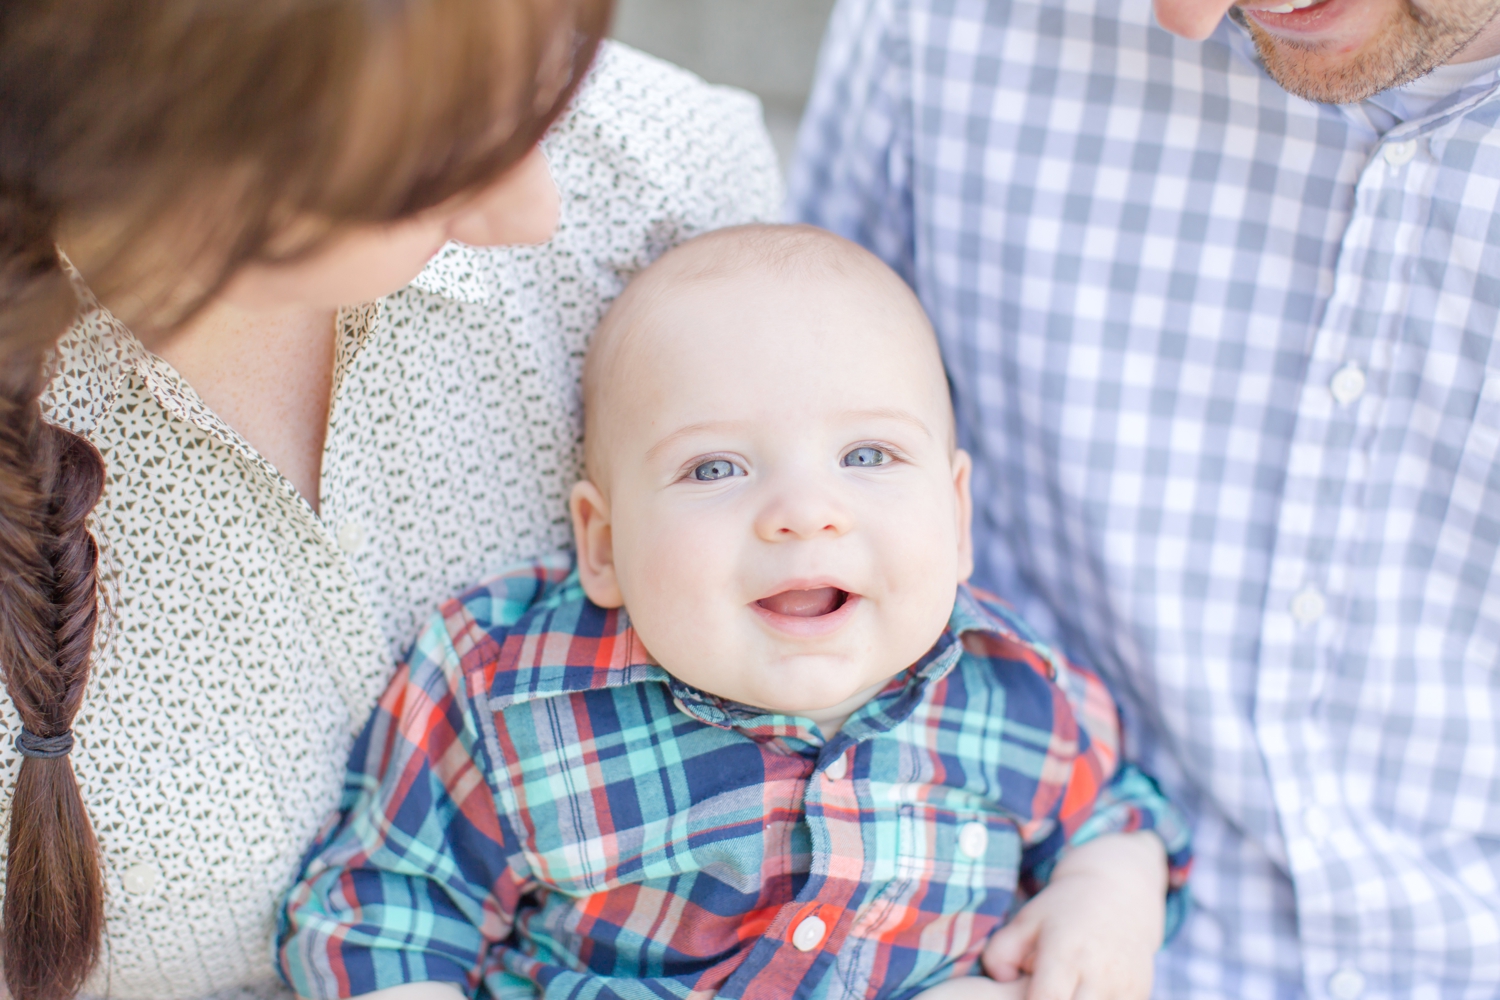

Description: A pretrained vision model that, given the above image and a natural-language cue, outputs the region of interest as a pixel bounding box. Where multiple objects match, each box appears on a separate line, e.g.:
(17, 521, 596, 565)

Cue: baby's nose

(754, 485, 852, 541)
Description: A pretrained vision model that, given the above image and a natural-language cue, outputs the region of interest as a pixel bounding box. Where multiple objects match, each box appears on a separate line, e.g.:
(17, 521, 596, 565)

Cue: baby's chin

(733, 668, 901, 725)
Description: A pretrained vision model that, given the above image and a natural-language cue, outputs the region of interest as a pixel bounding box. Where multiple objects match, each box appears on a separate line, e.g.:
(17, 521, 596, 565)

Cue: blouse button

(336, 519, 366, 554)
(959, 821, 990, 860)
(121, 862, 159, 896)
(824, 753, 848, 781)
(792, 914, 827, 952)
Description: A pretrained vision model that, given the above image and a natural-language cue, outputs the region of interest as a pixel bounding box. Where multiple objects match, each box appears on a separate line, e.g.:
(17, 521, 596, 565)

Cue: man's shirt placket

(1253, 89, 1500, 998)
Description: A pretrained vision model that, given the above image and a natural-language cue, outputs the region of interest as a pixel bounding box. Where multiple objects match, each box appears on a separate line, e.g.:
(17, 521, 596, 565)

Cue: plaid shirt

(279, 553, 1190, 1000)
(791, 2, 1500, 998)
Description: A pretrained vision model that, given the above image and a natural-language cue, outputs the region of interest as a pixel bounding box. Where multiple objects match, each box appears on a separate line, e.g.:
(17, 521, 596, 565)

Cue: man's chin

(1232, 4, 1474, 103)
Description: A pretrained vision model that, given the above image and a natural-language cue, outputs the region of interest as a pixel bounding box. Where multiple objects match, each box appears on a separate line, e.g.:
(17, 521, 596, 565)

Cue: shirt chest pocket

(496, 716, 790, 899)
(838, 798, 1021, 991)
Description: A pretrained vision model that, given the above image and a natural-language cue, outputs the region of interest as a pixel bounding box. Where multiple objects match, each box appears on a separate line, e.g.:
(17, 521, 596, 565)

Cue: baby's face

(573, 263, 971, 731)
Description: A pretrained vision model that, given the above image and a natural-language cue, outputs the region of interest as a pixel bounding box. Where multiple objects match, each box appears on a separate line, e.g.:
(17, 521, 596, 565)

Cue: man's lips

(1238, 0, 1342, 28)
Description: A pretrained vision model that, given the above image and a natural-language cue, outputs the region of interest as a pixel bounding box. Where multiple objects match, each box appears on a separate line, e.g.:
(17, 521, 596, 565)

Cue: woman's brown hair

(0, 0, 609, 996)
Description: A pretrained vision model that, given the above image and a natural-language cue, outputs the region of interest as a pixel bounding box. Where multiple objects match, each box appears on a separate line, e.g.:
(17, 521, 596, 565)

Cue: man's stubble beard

(1232, 0, 1500, 103)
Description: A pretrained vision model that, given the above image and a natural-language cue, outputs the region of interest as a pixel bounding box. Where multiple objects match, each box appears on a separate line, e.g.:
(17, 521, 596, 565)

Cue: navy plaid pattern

(792, 1, 1500, 998)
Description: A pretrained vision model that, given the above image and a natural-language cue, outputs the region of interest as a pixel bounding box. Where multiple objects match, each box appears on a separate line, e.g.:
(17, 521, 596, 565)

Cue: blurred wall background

(611, 0, 838, 171)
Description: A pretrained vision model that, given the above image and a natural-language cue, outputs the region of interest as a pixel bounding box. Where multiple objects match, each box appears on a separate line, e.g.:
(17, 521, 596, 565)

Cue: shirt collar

(486, 567, 1066, 743)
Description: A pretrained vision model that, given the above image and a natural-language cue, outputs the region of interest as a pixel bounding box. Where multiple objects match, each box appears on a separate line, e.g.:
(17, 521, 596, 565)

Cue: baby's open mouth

(756, 587, 850, 618)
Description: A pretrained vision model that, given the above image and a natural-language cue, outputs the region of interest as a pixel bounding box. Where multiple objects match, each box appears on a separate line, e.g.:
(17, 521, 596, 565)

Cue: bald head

(582, 224, 952, 487)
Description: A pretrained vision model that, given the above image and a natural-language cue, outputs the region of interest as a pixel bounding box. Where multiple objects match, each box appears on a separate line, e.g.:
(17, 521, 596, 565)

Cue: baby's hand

(980, 831, 1168, 1000)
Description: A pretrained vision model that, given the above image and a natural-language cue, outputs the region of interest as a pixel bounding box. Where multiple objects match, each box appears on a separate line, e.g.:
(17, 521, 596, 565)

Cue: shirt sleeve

(1018, 650, 1195, 942)
(787, 0, 916, 285)
(279, 609, 521, 998)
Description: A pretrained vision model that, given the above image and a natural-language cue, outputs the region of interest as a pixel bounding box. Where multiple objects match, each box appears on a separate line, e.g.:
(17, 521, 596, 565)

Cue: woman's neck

(154, 299, 338, 510)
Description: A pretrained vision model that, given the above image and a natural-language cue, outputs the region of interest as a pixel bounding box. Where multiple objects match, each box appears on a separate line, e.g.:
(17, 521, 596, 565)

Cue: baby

(279, 225, 1190, 1000)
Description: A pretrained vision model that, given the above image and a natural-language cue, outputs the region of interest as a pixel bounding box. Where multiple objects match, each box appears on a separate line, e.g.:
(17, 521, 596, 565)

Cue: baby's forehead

(583, 225, 954, 467)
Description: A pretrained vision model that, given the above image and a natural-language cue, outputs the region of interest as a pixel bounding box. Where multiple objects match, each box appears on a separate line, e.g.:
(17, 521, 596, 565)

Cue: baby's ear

(570, 479, 624, 608)
(952, 449, 975, 584)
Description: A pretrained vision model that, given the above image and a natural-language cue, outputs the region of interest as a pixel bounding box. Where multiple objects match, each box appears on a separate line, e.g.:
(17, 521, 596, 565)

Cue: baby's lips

(756, 587, 848, 618)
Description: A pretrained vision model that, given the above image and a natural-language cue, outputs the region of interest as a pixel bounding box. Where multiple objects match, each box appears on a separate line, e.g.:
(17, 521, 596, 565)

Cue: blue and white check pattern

(792, 2, 1500, 998)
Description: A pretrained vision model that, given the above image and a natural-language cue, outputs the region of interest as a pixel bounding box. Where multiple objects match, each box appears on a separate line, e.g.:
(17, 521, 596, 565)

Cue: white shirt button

(1327, 967, 1366, 1000)
(1329, 364, 1367, 406)
(791, 914, 827, 952)
(121, 862, 159, 896)
(336, 519, 366, 554)
(1383, 140, 1417, 166)
(1302, 804, 1332, 843)
(958, 821, 989, 860)
(823, 753, 848, 781)
(1290, 587, 1327, 624)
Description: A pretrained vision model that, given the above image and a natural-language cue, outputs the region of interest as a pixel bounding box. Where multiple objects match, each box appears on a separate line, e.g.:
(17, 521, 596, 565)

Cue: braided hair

(0, 1, 609, 996)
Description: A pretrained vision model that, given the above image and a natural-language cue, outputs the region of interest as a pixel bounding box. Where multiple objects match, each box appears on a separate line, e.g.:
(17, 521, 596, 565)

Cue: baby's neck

(796, 677, 895, 740)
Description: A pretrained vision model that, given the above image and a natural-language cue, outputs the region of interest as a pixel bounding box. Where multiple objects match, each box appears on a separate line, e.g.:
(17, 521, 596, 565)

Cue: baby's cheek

(872, 504, 965, 657)
(618, 518, 742, 662)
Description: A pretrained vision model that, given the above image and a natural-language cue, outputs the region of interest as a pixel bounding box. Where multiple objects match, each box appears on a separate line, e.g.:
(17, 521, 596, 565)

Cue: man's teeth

(1263, 0, 1319, 11)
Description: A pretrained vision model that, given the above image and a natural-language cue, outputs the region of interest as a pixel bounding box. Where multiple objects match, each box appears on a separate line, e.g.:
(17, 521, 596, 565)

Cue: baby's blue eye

(843, 447, 888, 468)
(693, 459, 744, 481)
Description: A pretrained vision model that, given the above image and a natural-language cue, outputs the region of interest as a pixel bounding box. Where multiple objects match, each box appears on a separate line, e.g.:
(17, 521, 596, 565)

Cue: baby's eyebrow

(645, 409, 934, 461)
(645, 420, 745, 460)
(840, 407, 933, 437)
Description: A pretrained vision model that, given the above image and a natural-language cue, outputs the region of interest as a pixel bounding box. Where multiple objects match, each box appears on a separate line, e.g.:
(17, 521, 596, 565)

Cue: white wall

(611, 0, 838, 167)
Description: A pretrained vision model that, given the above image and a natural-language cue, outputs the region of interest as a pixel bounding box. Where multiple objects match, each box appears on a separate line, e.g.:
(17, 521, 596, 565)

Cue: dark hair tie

(16, 727, 73, 759)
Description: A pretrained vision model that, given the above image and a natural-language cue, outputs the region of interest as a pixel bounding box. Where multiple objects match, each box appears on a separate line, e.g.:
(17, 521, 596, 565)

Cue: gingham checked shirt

(278, 554, 1191, 1000)
(790, 1, 1500, 998)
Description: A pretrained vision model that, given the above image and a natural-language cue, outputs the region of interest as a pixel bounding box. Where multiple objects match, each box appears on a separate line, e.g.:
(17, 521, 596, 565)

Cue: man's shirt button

(121, 862, 160, 896)
(1330, 364, 1367, 406)
(1382, 139, 1417, 166)
(792, 915, 827, 952)
(1327, 967, 1366, 1000)
(824, 753, 847, 781)
(1290, 587, 1327, 624)
(959, 822, 989, 859)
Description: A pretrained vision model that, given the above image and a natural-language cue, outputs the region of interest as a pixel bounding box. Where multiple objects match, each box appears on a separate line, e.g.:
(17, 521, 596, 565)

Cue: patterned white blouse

(11, 43, 781, 1000)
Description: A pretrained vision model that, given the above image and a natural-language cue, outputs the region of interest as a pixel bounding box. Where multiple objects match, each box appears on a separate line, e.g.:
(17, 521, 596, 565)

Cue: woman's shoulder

(410, 42, 783, 305)
(563, 40, 783, 209)
(555, 41, 786, 258)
